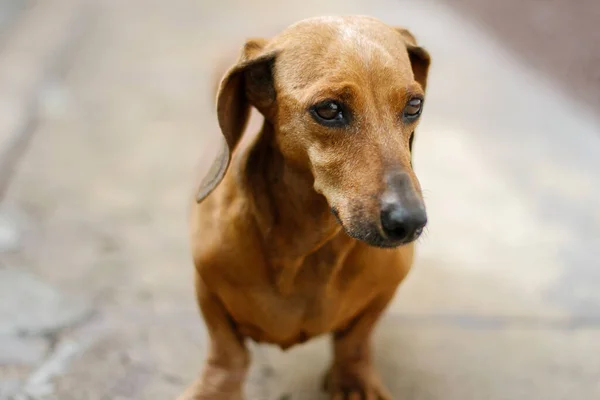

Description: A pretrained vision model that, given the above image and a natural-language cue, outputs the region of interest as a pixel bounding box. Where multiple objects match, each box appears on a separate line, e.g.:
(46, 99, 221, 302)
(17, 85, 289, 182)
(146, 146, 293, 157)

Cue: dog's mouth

(330, 207, 421, 248)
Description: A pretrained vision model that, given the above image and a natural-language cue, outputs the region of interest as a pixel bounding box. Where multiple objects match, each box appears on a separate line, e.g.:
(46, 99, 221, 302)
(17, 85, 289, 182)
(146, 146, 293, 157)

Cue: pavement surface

(0, 0, 599, 399)
(447, 0, 600, 113)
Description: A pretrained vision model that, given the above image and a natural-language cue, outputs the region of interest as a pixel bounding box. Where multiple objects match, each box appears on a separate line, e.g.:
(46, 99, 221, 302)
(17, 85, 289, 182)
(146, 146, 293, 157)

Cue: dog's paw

(176, 365, 246, 400)
(322, 364, 393, 400)
(177, 381, 244, 400)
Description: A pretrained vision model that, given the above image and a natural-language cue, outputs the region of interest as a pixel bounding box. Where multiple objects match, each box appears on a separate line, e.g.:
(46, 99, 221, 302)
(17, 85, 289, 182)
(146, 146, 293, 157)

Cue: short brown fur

(180, 15, 431, 400)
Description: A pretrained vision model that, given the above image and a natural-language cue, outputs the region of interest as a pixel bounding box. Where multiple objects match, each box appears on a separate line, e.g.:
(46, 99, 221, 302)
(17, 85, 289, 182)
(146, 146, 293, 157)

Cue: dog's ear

(196, 39, 277, 203)
(395, 28, 431, 91)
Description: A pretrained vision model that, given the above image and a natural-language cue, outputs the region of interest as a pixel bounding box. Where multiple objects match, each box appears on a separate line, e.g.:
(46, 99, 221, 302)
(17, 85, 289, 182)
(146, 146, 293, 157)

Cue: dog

(181, 15, 430, 400)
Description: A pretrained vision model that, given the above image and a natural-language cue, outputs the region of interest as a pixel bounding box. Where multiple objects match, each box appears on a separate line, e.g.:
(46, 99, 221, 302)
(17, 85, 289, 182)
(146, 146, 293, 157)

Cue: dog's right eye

(314, 102, 340, 120)
(310, 101, 349, 127)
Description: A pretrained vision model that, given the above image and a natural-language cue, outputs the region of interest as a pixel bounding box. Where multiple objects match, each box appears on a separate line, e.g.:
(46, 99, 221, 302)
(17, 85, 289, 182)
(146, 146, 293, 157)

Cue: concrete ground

(1, 0, 599, 399)
(447, 0, 600, 114)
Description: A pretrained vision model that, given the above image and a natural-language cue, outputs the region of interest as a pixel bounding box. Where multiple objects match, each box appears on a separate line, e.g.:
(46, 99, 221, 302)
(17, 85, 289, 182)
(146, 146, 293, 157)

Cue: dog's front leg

(324, 294, 395, 400)
(177, 274, 249, 400)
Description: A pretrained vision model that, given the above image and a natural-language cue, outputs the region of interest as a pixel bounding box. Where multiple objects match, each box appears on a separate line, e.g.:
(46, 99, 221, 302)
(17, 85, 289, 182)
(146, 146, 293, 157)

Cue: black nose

(380, 203, 427, 242)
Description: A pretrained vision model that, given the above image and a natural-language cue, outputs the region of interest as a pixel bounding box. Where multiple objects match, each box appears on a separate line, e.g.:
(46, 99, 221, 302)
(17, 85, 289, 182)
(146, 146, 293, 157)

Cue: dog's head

(198, 16, 431, 248)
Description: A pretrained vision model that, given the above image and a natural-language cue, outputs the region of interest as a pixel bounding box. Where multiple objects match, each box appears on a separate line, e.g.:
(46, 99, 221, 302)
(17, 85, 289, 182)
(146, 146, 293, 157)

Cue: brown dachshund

(181, 15, 430, 400)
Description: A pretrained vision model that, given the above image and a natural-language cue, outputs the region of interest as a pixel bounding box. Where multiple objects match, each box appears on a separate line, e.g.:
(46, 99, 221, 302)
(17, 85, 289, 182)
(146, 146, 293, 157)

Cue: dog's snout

(379, 172, 427, 243)
(380, 203, 427, 243)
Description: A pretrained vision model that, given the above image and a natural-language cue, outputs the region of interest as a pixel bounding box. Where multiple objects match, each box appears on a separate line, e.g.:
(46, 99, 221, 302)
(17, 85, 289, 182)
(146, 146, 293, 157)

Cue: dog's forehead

(271, 16, 413, 88)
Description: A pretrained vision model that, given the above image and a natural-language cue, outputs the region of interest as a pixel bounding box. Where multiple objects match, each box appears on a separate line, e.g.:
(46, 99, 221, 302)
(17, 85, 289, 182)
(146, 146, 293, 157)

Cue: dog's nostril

(381, 208, 408, 239)
(380, 204, 427, 242)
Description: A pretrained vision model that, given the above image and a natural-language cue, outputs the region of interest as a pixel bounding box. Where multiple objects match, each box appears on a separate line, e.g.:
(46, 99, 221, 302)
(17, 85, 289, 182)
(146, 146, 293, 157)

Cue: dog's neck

(241, 122, 354, 292)
(243, 122, 342, 255)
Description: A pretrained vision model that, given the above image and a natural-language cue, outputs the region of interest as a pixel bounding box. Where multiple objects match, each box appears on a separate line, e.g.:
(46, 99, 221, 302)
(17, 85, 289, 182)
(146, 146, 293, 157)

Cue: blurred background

(1, 0, 599, 399)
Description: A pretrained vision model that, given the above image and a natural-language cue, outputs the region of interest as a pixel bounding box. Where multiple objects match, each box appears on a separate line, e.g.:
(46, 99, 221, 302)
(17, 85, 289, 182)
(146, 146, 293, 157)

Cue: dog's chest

(226, 250, 378, 349)
(234, 284, 356, 348)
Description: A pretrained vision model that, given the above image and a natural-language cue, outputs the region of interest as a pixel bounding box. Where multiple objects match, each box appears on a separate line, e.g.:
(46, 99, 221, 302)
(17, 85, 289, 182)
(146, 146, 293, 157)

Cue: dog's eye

(403, 98, 423, 120)
(310, 101, 348, 127)
(314, 101, 342, 120)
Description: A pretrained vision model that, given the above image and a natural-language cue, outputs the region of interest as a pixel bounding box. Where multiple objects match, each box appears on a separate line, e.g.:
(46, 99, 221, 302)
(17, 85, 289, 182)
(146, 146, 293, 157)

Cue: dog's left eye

(310, 101, 348, 127)
(403, 98, 423, 120)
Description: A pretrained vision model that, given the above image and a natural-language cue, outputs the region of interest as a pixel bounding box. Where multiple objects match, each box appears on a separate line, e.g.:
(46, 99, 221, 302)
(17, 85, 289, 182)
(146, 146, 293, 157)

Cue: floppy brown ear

(196, 39, 277, 203)
(395, 27, 431, 91)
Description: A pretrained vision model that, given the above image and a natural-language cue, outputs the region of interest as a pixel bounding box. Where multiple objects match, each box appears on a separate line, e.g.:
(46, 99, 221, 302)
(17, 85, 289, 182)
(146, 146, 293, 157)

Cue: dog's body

(190, 129, 414, 348)
(182, 16, 430, 400)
